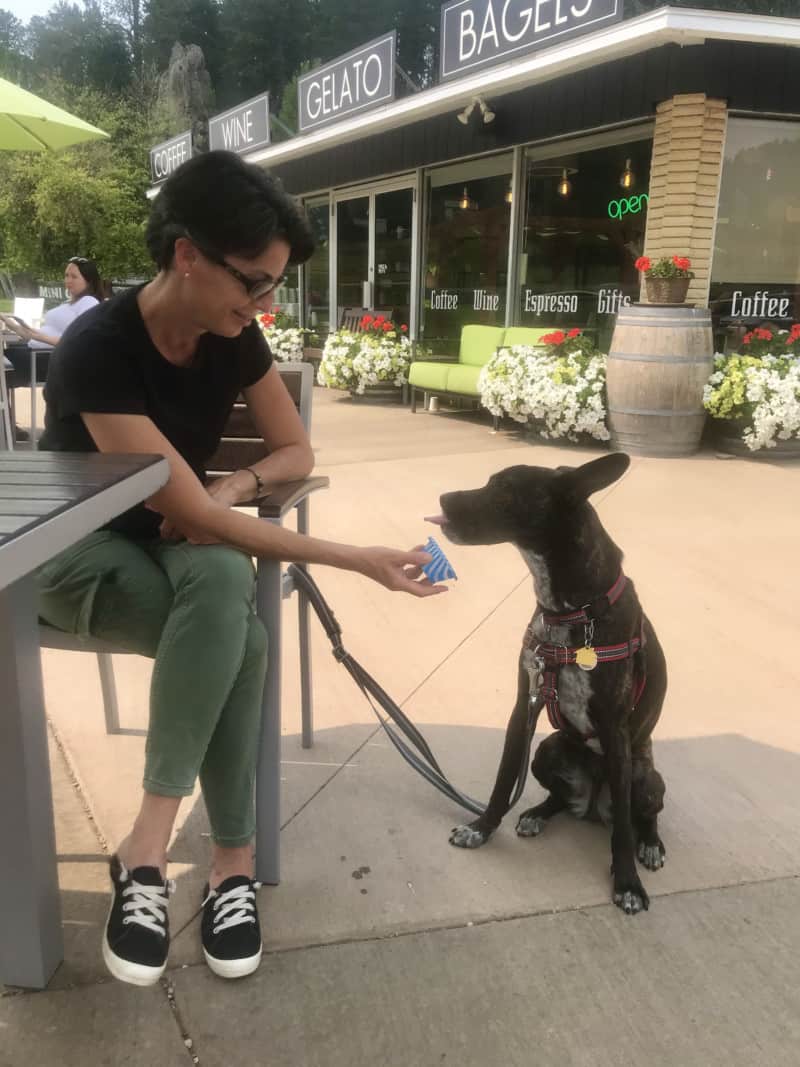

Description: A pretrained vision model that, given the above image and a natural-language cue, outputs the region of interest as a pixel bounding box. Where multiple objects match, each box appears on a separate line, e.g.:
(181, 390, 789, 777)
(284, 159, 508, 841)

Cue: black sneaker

(102, 854, 173, 986)
(201, 876, 263, 979)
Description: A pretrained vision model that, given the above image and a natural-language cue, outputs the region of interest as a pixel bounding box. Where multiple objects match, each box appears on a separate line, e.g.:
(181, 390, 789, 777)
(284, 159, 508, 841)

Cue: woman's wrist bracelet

(242, 466, 265, 496)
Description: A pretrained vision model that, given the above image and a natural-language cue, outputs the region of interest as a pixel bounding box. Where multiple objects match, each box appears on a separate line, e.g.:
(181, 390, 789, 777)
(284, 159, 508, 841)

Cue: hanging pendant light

(619, 158, 636, 190)
(556, 168, 572, 199)
(459, 185, 471, 210)
(504, 180, 513, 205)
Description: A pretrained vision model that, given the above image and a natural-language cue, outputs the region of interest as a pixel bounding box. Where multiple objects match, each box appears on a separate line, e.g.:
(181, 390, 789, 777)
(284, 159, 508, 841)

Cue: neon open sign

(607, 193, 649, 219)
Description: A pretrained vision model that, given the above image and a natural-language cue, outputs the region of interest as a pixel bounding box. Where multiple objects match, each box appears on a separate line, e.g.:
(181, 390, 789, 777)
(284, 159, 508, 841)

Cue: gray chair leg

(255, 541, 282, 886)
(296, 498, 313, 750)
(96, 652, 121, 734)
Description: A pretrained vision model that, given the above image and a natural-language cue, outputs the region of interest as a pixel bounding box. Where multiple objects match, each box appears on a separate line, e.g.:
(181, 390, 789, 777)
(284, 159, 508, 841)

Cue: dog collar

(539, 571, 628, 628)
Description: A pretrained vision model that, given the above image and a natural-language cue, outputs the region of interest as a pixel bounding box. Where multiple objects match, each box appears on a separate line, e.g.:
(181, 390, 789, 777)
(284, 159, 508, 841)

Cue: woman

(1, 257, 103, 440)
(2, 256, 103, 349)
(36, 151, 444, 988)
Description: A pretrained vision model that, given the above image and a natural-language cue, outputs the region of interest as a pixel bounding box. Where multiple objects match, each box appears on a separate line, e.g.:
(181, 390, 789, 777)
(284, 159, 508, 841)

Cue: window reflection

(305, 199, 330, 335)
(519, 139, 652, 352)
(710, 118, 800, 349)
(423, 159, 512, 351)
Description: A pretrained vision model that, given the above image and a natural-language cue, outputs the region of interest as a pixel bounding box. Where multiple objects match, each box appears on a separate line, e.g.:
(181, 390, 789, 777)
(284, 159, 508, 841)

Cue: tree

(143, 0, 222, 91)
(103, 0, 146, 84)
(0, 78, 155, 281)
(216, 0, 313, 110)
(26, 2, 133, 92)
(0, 9, 28, 83)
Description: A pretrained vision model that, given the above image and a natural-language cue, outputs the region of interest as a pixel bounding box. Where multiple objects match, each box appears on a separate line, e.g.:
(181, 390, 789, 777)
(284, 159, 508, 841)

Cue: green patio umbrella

(0, 76, 108, 151)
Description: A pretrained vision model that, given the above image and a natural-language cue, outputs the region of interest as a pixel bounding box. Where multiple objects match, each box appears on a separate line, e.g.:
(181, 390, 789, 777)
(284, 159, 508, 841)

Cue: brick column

(643, 93, 728, 306)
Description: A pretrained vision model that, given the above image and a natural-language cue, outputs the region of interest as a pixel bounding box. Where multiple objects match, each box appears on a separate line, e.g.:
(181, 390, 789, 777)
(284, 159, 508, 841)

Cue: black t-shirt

(39, 285, 272, 539)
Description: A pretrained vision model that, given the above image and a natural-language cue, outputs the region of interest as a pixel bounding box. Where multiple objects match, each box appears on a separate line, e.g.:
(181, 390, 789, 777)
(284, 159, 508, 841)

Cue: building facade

(247, 7, 800, 355)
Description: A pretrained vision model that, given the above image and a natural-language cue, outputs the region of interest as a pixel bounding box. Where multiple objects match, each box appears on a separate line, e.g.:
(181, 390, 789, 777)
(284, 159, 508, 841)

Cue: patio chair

(37, 361, 329, 885)
(1, 351, 14, 450)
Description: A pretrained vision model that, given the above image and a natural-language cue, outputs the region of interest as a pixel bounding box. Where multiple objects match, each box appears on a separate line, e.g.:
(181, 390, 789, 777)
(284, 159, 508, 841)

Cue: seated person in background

(1, 256, 103, 353)
(1, 257, 103, 439)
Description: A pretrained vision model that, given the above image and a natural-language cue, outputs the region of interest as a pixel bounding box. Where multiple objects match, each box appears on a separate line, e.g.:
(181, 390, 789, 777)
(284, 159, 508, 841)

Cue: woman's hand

(0, 315, 33, 342)
(356, 545, 448, 597)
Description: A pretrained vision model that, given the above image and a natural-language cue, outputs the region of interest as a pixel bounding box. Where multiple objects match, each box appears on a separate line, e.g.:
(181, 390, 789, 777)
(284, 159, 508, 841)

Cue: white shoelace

(122, 878, 174, 937)
(203, 881, 262, 935)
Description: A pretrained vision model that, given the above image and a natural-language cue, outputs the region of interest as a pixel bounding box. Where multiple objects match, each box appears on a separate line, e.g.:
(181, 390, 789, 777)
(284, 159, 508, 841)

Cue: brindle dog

(428, 454, 667, 915)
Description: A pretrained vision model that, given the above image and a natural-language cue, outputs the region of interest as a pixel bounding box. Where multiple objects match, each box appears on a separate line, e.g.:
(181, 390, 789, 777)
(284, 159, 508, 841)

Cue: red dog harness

(522, 573, 647, 740)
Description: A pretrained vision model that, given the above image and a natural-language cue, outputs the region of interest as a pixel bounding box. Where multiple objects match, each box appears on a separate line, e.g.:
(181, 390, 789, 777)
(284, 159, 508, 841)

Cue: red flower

(743, 332, 753, 344)
(374, 315, 385, 325)
(259, 312, 275, 327)
(361, 314, 373, 329)
(672, 256, 691, 272)
(635, 256, 651, 272)
(567, 328, 581, 338)
(400, 324, 408, 333)
(383, 322, 392, 332)
(541, 331, 566, 345)
(755, 328, 773, 341)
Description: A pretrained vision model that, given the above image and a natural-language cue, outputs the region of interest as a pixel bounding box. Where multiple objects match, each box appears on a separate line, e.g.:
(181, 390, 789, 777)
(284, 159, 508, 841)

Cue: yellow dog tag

(576, 646, 598, 671)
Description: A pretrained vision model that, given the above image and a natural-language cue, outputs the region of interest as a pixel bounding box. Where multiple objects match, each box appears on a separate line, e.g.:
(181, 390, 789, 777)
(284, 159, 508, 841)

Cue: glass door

(336, 195, 370, 314)
(333, 182, 417, 332)
(373, 188, 414, 327)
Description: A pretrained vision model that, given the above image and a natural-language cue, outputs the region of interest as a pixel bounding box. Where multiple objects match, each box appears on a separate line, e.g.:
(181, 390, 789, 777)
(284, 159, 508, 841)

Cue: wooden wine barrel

(606, 304, 714, 457)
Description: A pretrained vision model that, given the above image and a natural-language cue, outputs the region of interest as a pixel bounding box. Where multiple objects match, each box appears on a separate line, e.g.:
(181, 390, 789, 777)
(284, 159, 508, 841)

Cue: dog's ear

(557, 453, 630, 499)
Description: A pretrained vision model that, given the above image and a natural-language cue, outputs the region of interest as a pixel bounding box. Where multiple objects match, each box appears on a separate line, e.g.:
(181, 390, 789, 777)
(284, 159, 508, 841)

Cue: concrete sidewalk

(2, 388, 800, 1067)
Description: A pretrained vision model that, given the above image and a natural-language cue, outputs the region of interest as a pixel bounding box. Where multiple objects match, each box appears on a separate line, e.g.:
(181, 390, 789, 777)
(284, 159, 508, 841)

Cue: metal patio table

(0, 451, 168, 988)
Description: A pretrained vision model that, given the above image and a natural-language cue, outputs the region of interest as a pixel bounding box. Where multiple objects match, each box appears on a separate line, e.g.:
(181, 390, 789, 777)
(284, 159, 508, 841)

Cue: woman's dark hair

(145, 150, 315, 269)
(67, 256, 104, 300)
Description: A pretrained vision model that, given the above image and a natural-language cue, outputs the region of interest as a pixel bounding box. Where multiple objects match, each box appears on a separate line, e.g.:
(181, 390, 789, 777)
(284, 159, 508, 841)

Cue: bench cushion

(444, 363, 482, 397)
(459, 325, 506, 367)
(408, 361, 453, 391)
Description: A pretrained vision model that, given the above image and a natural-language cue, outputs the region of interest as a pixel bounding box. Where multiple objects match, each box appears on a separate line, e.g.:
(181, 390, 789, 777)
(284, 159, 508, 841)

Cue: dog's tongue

(424, 514, 445, 526)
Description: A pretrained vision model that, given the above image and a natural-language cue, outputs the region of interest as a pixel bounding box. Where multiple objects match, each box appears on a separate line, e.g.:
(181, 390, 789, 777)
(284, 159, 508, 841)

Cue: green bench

(409, 324, 555, 415)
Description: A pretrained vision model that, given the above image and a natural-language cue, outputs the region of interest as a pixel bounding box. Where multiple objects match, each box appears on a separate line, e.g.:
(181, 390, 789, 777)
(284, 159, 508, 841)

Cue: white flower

(318, 329, 412, 393)
(479, 345, 609, 441)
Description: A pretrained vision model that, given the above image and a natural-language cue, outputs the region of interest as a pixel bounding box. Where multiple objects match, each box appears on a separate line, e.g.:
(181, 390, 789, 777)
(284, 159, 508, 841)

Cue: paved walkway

(3, 388, 799, 1066)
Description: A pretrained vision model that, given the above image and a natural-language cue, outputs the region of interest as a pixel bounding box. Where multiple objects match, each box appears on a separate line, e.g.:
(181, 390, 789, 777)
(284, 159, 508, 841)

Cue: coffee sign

(149, 131, 192, 184)
(209, 92, 270, 155)
(440, 0, 623, 80)
(298, 32, 396, 133)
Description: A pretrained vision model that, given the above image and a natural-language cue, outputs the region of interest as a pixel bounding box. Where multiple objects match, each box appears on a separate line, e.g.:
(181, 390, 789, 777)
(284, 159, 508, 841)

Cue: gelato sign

(298, 33, 396, 133)
(440, 0, 623, 80)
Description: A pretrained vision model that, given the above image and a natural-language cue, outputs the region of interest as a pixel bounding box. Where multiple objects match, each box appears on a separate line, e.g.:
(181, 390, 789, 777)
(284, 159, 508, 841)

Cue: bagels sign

(298, 33, 396, 133)
(440, 0, 623, 79)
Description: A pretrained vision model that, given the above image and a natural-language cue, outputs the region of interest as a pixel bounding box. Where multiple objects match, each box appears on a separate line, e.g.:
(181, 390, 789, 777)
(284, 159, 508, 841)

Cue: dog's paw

(449, 824, 491, 849)
(637, 838, 666, 871)
(613, 875, 650, 915)
(516, 813, 547, 837)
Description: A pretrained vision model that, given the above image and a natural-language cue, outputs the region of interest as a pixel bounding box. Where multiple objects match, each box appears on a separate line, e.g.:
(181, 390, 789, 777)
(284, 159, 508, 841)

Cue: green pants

(36, 531, 269, 846)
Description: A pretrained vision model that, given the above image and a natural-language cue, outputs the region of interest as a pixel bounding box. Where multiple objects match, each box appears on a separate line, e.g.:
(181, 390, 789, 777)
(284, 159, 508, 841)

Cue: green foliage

(0, 76, 155, 281)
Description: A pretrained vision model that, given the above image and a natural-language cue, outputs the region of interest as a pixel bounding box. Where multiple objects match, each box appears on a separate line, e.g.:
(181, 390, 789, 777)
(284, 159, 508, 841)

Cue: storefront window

(422, 154, 512, 352)
(305, 197, 331, 335)
(710, 118, 800, 349)
(518, 137, 652, 352)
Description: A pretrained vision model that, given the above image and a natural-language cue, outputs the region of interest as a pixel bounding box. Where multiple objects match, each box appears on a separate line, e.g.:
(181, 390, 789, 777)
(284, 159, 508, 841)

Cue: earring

(184, 272, 190, 278)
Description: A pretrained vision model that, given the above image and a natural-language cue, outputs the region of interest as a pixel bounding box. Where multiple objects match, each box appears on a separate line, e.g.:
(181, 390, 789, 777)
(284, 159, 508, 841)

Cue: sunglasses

(68, 257, 89, 264)
(186, 232, 287, 301)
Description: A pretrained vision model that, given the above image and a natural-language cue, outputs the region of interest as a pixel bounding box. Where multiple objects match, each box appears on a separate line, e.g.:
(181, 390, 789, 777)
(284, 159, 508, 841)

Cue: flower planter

(644, 276, 690, 305)
(349, 383, 405, 403)
(705, 418, 800, 460)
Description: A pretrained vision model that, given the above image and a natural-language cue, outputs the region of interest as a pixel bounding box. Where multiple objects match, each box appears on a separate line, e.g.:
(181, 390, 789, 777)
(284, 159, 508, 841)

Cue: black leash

(287, 564, 541, 819)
